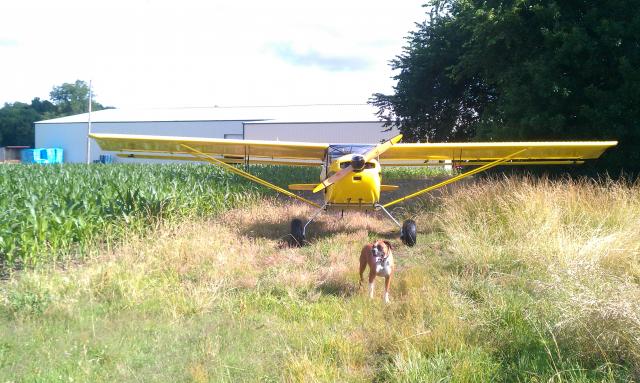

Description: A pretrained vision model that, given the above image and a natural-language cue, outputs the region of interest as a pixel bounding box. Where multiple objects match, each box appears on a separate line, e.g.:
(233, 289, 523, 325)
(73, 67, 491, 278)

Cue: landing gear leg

(290, 204, 326, 246)
(376, 204, 418, 247)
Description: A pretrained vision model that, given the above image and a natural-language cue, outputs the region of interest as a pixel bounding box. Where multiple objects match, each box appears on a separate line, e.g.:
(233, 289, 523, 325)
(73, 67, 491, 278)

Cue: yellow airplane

(90, 133, 617, 246)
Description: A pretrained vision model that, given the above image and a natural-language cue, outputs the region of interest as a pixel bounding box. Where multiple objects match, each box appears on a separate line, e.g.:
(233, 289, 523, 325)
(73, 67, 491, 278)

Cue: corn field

(0, 163, 317, 267)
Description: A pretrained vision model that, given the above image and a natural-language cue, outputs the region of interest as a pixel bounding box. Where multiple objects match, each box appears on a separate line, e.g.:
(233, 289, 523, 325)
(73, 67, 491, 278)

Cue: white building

(35, 104, 398, 163)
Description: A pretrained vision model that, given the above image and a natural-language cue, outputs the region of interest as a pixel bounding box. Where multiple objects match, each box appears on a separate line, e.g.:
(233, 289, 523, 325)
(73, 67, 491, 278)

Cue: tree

(30, 97, 56, 119)
(49, 80, 107, 116)
(372, 0, 640, 172)
(0, 81, 113, 147)
(371, 2, 494, 142)
(0, 102, 41, 147)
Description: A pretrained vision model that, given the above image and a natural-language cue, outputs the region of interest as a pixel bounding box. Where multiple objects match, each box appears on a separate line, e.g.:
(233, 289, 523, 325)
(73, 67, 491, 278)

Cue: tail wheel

(290, 218, 305, 246)
(401, 219, 417, 247)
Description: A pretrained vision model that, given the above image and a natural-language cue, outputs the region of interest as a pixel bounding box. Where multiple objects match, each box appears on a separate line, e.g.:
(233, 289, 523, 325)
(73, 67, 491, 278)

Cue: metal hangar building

(35, 104, 399, 163)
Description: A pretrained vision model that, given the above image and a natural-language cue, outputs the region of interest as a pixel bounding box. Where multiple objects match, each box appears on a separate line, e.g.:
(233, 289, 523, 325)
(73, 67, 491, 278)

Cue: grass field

(0, 164, 443, 267)
(0, 164, 322, 267)
(1, 166, 639, 381)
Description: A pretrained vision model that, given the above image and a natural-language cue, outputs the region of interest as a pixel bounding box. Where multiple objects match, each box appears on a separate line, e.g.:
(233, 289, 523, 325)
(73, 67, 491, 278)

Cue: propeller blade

(312, 134, 403, 194)
(312, 165, 354, 193)
(364, 134, 403, 162)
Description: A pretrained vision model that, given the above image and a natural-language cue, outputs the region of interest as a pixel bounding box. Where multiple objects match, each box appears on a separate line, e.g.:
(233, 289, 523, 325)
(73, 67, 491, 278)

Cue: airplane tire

(290, 218, 305, 246)
(401, 219, 417, 247)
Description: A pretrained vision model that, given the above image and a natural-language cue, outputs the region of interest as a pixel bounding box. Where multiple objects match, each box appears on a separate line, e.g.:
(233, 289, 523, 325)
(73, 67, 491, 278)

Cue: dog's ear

(383, 240, 393, 251)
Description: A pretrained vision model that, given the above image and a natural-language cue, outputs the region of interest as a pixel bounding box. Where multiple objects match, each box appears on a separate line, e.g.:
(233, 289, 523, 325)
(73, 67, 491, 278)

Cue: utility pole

(86, 80, 92, 164)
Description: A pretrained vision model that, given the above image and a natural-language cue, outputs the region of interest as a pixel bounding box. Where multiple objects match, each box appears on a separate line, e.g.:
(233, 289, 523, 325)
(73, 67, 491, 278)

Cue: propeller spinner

(350, 155, 366, 171)
(313, 134, 403, 193)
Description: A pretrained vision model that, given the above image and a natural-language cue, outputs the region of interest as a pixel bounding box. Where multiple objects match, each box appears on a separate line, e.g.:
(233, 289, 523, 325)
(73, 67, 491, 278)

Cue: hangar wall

(36, 123, 87, 163)
(36, 120, 243, 163)
(243, 122, 399, 144)
(34, 105, 392, 164)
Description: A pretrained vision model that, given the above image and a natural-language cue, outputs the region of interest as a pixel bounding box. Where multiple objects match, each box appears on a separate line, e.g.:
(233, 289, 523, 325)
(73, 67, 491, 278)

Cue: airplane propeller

(312, 134, 403, 193)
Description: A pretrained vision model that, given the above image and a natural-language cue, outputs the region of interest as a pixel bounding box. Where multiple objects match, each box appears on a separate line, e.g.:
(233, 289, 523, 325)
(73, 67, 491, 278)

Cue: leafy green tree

(49, 80, 106, 116)
(0, 102, 41, 147)
(372, 0, 640, 172)
(0, 81, 112, 147)
(371, 2, 492, 142)
(30, 97, 56, 119)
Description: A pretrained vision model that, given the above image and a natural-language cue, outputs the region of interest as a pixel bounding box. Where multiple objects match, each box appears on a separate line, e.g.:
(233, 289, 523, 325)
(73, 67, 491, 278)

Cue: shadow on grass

(244, 217, 400, 246)
(224, 176, 476, 247)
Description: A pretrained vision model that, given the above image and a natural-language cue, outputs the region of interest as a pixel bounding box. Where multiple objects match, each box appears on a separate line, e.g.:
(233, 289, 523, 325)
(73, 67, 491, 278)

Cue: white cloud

(0, 0, 427, 108)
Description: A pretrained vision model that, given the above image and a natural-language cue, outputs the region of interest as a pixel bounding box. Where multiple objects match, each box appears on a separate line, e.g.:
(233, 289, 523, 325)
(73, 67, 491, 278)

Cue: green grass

(1, 169, 639, 381)
(382, 165, 450, 180)
(0, 163, 445, 267)
(0, 164, 318, 266)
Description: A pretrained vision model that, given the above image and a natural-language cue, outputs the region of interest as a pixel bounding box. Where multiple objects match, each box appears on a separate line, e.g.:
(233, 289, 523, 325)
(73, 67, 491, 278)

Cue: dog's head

(371, 240, 392, 259)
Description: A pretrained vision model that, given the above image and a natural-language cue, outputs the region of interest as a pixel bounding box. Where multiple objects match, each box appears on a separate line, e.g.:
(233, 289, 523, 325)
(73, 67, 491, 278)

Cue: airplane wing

(379, 140, 618, 208)
(89, 133, 328, 165)
(379, 141, 618, 164)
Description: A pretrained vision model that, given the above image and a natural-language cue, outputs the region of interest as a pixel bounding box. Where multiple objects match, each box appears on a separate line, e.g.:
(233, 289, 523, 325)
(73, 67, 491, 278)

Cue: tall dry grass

(437, 175, 640, 375)
(1, 176, 639, 381)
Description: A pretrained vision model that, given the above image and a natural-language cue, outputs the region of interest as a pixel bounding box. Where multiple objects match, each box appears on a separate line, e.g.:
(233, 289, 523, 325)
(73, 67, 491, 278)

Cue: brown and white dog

(359, 240, 394, 303)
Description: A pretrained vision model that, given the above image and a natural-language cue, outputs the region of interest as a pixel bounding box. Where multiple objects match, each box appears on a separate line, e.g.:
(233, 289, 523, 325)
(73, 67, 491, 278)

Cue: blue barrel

(20, 148, 64, 164)
(99, 154, 113, 164)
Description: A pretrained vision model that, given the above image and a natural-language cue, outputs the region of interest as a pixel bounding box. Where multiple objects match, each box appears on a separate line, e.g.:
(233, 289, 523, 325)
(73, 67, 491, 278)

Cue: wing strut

(382, 148, 528, 208)
(180, 144, 321, 208)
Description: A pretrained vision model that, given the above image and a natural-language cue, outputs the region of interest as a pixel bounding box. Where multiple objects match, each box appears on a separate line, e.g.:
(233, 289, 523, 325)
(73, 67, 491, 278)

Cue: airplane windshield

(327, 144, 375, 162)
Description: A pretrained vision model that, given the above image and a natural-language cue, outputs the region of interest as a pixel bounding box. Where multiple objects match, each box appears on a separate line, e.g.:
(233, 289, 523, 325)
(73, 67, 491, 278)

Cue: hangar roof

(36, 104, 382, 124)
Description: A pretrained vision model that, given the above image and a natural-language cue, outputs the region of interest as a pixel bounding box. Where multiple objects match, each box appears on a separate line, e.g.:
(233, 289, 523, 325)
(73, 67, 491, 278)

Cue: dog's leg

(368, 273, 376, 299)
(359, 256, 367, 288)
(383, 275, 391, 303)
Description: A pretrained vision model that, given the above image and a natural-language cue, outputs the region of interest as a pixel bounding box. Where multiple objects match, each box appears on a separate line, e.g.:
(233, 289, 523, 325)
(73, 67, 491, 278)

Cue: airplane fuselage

(323, 155, 381, 208)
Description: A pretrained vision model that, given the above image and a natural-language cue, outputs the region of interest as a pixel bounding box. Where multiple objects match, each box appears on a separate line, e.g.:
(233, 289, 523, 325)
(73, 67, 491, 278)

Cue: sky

(0, 0, 428, 109)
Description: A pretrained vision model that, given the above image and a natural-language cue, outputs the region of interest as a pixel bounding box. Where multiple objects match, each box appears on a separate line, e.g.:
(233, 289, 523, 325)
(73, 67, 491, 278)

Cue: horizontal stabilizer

(289, 184, 399, 191)
(381, 185, 400, 191)
(288, 184, 318, 191)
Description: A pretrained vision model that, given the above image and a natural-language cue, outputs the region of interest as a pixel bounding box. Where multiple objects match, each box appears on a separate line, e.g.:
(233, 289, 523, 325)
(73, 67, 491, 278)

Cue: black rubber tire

(290, 218, 305, 246)
(401, 219, 417, 247)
